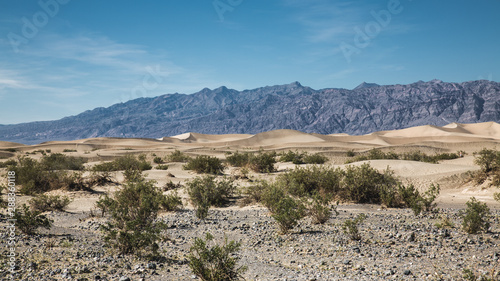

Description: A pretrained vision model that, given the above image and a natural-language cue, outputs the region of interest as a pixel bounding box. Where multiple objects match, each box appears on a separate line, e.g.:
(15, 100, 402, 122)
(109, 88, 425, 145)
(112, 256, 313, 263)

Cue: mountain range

(1, 79, 499, 144)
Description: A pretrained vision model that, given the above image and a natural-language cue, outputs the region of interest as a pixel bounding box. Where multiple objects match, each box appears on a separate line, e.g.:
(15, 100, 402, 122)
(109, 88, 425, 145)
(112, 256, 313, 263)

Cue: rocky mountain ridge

(1, 80, 499, 144)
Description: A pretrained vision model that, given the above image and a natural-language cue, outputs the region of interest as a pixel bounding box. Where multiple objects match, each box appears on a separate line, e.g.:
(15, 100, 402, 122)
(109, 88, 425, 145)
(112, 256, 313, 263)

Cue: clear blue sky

(0, 0, 499, 124)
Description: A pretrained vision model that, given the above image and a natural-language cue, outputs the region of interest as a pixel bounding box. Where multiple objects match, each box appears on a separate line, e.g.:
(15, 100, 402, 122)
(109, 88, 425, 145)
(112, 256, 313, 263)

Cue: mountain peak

(354, 82, 380, 90)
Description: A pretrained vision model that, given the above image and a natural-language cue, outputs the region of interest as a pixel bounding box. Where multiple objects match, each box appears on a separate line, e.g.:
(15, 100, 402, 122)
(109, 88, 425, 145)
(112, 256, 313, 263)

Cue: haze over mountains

(1, 80, 499, 144)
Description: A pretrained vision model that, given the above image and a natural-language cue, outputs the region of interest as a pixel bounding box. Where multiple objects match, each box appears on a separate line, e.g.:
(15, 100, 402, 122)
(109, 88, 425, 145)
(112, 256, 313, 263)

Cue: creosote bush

(168, 150, 191, 162)
(97, 172, 167, 257)
(188, 232, 247, 281)
(186, 176, 236, 220)
(342, 213, 366, 241)
(262, 184, 306, 234)
(345, 148, 460, 164)
(160, 191, 183, 212)
(14, 204, 53, 235)
(461, 197, 491, 234)
(225, 151, 277, 173)
(278, 150, 328, 164)
(92, 154, 152, 172)
(184, 155, 224, 175)
(10, 156, 94, 194)
(29, 194, 72, 212)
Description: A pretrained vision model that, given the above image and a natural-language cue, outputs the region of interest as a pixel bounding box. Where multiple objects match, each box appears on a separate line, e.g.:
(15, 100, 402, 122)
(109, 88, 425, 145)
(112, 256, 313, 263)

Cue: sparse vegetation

(160, 191, 183, 212)
(345, 148, 460, 164)
(262, 184, 306, 234)
(461, 197, 491, 234)
(92, 154, 152, 172)
(29, 194, 72, 212)
(188, 232, 247, 281)
(342, 213, 366, 241)
(186, 176, 236, 220)
(153, 156, 164, 164)
(155, 164, 169, 170)
(168, 150, 191, 162)
(97, 173, 168, 256)
(184, 155, 224, 174)
(14, 204, 53, 235)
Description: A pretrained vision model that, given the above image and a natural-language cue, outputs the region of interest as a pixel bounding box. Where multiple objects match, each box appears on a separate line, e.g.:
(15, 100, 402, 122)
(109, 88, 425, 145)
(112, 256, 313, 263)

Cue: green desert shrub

(29, 194, 72, 212)
(0, 159, 17, 168)
(155, 164, 169, 170)
(240, 180, 270, 206)
(248, 151, 277, 173)
(168, 150, 191, 162)
(303, 153, 329, 164)
(163, 180, 182, 191)
(262, 184, 306, 234)
(14, 204, 53, 235)
(461, 197, 491, 234)
(277, 165, 343, 199)
(342, 213, 366, 241)
(345, 149, 459, 164)
(40, 153, 86, 170)
(397, 183, 440, 215)
(184, 155, 224, 175)
(342, 164, 399, 204)
(160, 191, 183, 212)
(98, 174, 168, 256)
(188, 232, 247, 281)
(186, 176, 236, 220)
(153, 156, 164, 164)
(92, 154, 152, 172)
(308, 193, 337, 224)
(226, 151, 252, 167)
(279, 150, 305, 164)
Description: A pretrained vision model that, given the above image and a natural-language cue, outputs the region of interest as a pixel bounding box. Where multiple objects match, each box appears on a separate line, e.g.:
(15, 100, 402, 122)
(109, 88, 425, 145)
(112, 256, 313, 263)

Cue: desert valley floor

(1, 122, 500, 280)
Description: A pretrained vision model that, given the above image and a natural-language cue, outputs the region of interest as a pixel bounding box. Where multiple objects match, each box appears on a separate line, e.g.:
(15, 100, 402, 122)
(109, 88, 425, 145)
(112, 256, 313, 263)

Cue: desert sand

(1, 122, 500, 280)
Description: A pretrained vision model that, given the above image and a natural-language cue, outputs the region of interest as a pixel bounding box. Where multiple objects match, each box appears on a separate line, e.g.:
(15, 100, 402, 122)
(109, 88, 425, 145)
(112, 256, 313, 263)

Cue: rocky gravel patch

(1, 205, 499, 280)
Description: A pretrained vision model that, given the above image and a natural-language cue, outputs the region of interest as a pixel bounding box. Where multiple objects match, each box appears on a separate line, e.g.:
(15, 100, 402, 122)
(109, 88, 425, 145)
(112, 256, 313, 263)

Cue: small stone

(403, 269, 412, 275)
(119, 277, 131, 281)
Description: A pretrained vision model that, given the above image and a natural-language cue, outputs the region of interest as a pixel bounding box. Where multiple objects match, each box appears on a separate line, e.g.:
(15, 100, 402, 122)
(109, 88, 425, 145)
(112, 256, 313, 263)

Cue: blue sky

(0, 0, 499, 124)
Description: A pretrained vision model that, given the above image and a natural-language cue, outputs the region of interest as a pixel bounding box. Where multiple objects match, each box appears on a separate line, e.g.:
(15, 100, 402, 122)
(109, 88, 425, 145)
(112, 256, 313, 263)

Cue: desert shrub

(342, 164, 398, 204)
(248, 151, 277, 173)
(11, 156, 67, 194)
(241, 180, 270, 206)
(29, 194, 72, 212)
(494, 192, 500, 203)
(346, 150, 356, 157)
(474, 148, 500, 173)
(163, 180, 182, 191)
(92, 154, 152, 172)
(308, 193, 337, 224)
(156, 164, 169, 170)
(345, 149, 459, 164)
(0, 159, 17, 168)
(279, 150, 305, 164)
(186, 176, 236, 220)
(226, 151, 252, 167)
(398, 183, 440, 215)
(14, 204, 53, 235)
(262, 184, 305, 234)
(184, 155, 224, 174)
(303, 153, 328, 164)
(435, 214, 455, 229)
(277, 165, 343, 199)
(153, 156, 164, 164)
(461, 197, 491, 234)
(188, 232, 247, 281)
(168, 150, 191, 162)
(342, 213, 366, 241)
(98, 174, 168, 256)
(160, 191, 183, 212)
(40, 153, 87, 170)
(63, 149, 77, 152)
(87, 170, 114, 187)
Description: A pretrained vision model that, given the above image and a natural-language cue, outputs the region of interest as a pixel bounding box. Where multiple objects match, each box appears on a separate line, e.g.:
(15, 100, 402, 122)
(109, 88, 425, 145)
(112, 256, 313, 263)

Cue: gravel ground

(1, 204, 499, 281)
